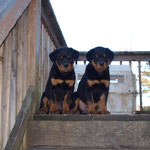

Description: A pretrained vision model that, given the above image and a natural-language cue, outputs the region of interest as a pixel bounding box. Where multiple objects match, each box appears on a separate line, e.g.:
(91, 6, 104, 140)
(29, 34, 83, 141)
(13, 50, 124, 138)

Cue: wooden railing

(77, 51, 150, 111)
(0, 0, 67, 149)
(4, 86, 34, 150)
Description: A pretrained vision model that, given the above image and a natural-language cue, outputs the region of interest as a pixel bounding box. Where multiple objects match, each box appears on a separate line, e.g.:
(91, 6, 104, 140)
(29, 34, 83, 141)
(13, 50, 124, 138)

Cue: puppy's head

(86, 46, 114, 72)
(49, 47, 79, 72)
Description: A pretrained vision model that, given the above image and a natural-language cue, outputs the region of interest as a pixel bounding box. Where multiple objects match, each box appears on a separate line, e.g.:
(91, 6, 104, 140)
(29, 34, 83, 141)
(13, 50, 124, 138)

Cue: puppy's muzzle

(64, 63, 69, 68)
(99, 62, 104, 66)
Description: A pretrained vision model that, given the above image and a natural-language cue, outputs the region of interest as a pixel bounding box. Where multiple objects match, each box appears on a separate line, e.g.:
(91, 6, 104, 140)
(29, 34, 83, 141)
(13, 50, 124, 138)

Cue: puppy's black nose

(64, 64, 68, 68)
(100, 62, 104, 66)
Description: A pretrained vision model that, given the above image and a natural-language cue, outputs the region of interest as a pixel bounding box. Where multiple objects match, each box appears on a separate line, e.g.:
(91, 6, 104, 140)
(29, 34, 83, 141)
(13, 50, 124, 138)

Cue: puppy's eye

(59, 56, 63, 59)
(67, 55, 70, 59)
(96, 55, 98, 59)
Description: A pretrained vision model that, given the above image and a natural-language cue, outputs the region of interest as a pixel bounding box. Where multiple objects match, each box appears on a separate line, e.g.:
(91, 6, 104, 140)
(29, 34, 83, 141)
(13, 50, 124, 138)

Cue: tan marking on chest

(87, 79, 110, 87)
(100, 80, 110, 88)
(65, 80, 75, 87)
(51, 78, 64, 86)
(87, 80, 99, 87)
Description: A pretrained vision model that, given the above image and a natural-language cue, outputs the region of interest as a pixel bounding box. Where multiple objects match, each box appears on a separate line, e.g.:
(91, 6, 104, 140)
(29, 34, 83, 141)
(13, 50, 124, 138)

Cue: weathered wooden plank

(22, 8, 28, 100)
(43, 28, 47, 87)
(45, 31, 48, 82)
(26, 118, 150, 149)
(26, 0, 41, 115)
(23, 146, 147, 150)
(0, 44, 4, 150)
(41, 24, 45, 92)
(38, 24, 43, 96)
(16, 15, 23, 115)
(0, 0, 18, 21)
(4, 86, 34, 150)
(2, 32, 12, 149)
(10, 24, 18, 131)
(35, 0, 41, 71)
(33, 114, 150, 121)
(0, 0, 32, 46)
(27, 0, 40, 87)
(47, 35, 51, 71)
(47, 32, 55, 71)
(50, 37, 56, 51)
(1, 1, 42, 149)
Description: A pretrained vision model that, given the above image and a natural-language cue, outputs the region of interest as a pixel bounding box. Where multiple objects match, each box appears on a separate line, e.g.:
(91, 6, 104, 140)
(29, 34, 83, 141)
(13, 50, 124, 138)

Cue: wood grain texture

(27, 0, 36, 87)
(0, 1, 41, 148)
(22, 8, 28, 100)
(26, 119, 150, 149)
(33, 114, 150, 121)
(0, 44, 4, 150)
(26, 146, 148, 150)
(39, 21, 56, 93)
(10, 25, 18, 131)
(4, 86, 34, 150)
(2, 32, 12, 149)
(0, 0, 64, 149)
(0, 0, 18, 21)
(16, 14, 23, 115)
(0, 0, 32, 46)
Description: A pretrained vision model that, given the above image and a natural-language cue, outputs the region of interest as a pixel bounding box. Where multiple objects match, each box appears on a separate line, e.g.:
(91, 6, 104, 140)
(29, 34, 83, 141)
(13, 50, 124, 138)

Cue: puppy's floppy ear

(106, 48, 114, 63)
(86, 49, 94, 62)
(49, 49, 59, 63)
(70, 48, 79, 61)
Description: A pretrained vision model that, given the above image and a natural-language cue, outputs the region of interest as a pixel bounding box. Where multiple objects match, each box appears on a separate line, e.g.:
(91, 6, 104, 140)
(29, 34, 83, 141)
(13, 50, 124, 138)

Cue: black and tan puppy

(71, 46, 114, 114)
(39, 47, 79, 114)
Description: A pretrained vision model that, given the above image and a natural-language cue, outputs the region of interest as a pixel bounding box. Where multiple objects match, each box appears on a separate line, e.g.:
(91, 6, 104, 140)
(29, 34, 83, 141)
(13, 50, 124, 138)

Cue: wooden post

(138, 61, 143, 111)
(10, 25, 18, 131)
(41, 24, 44, 93)
(27, 0, 41, 87)
(22, 9, 28, 101)
(0, 44, 4, 150)
(16, 14, 23, 115)
(23, 0, 41, 149)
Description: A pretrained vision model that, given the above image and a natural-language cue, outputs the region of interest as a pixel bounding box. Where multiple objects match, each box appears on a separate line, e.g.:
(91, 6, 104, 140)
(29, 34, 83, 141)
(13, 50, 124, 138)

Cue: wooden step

(26, 114, 150, 149)
(27, 146, 150, 150)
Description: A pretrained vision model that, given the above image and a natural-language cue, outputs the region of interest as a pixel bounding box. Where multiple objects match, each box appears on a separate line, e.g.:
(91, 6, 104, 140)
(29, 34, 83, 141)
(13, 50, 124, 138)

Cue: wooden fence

(0, 0, 66, 149)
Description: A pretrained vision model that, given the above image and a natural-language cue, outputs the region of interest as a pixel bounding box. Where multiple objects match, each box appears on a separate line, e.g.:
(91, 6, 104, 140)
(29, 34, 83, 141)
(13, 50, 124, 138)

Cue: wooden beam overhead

(42, 0, 67, 48)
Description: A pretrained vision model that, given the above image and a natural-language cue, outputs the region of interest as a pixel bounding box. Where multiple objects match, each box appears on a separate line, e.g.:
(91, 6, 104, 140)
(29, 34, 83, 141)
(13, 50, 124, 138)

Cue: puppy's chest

(87, 78, 110, 88)
(51, 78, 75, 88)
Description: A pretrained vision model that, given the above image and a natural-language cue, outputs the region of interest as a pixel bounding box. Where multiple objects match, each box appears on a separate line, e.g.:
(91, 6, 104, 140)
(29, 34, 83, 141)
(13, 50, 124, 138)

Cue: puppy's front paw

(49, 104, 58, 114)
(63, 104, 71, 114)
(102, 110, 110, 114)
(71, 109, 80, 114)
(39, 107, 48, 114)
(87, 102, 96, 114)
(97, 110, 110, 115)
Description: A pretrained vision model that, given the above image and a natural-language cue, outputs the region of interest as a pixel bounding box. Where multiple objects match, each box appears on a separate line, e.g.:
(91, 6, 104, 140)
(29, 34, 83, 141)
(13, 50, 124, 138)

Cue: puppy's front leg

(96, 93, 110, 114)
(62, 92, 71, 114)
(86, 92, 96, 114)
(39, 96, 49, 114)
(49, 92, 58, 114)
